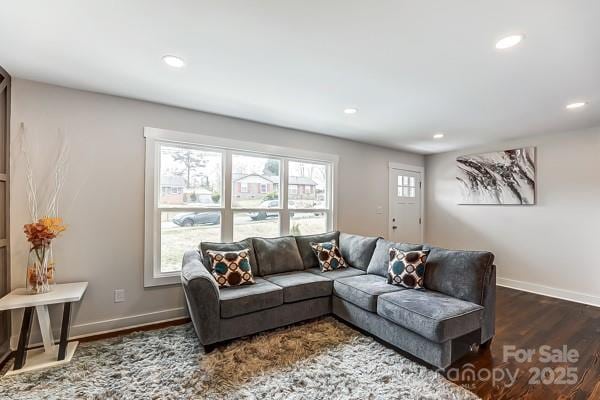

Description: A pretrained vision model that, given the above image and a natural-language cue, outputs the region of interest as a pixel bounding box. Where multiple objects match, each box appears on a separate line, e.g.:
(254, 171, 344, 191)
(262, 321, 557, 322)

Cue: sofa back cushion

(199, 238, 258, 276)
(339, 233, 379, 271)
(253, 236, 304, 276)
(423, 245, 495, 305)
(366, 239, 423, 277)
(295, 231, 340, 268)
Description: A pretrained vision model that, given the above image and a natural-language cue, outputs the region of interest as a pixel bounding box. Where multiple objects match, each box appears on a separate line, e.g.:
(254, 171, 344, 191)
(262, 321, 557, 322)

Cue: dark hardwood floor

(447, 286, 600, 400)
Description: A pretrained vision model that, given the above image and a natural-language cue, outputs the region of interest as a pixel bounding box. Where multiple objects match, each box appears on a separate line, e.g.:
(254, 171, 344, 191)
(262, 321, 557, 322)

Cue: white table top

(0, 282, 88, 311)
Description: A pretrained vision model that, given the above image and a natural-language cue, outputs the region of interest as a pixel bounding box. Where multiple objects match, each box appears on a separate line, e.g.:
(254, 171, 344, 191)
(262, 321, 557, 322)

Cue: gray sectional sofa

(181, 231, 496, 369)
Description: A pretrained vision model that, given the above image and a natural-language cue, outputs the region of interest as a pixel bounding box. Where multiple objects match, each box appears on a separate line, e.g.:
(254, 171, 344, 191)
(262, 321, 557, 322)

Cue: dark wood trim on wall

(0, 65, 11, 366)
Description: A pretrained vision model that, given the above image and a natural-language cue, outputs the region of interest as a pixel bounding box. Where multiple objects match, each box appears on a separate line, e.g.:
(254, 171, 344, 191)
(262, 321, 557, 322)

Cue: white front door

(389, 168, 422, 243)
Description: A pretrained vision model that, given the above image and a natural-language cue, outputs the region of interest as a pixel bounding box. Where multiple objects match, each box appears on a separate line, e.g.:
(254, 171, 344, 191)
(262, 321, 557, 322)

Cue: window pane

(290, 212, 328, 235)
(233, 212, 280, 241)
(288, 161, 327, 209)
(232, 154, 280, 209)
(161, 211, 221, 273)
(397, 186, 403, 197)
(409, 188, 416, 197)
(160, 145, 222, 207)
(409, 177, 416, 187)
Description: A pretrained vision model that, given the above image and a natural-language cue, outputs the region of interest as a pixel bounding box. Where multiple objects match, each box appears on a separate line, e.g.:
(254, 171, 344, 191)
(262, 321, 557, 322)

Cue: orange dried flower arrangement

(24, 217, 66, 294)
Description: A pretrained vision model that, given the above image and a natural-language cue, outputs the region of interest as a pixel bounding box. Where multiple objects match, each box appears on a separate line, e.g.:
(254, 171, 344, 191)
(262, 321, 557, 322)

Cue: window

(397, 175, 416, 198)
(144, 127, 337, 286)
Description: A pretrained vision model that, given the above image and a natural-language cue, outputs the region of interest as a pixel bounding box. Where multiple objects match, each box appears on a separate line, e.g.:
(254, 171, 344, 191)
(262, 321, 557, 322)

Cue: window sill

(144, 272, 181, 287)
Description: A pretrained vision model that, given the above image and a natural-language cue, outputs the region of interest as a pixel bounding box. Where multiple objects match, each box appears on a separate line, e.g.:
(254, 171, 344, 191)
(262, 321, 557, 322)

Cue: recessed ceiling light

(343, 108, 358, 114)
(162, 55, 185, 68)
(565, 102, 587, 110)
(433, 133, 445, 139)
(495, 34, 524, 50)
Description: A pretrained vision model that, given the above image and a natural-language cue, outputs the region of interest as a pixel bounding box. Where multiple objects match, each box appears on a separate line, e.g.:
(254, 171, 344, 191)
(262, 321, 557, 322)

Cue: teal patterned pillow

(310, 240, 347, 272)
(206, 248, 255, 288)
(387, 248, 429, 289)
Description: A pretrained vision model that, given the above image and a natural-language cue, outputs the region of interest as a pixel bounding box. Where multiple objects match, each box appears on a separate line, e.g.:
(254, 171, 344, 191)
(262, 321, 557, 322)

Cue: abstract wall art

(457, 147, 536, 205)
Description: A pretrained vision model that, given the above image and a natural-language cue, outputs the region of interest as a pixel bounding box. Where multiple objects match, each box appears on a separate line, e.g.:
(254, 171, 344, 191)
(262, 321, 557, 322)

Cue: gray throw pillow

(423, 245, 495, 304)
(252, 236, 304, 276)
(366, 239, 423, 277)
(339, 233, 379, 271)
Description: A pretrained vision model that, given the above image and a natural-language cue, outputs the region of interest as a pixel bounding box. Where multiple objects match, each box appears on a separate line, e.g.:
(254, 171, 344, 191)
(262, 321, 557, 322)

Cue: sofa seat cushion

(264, 272, 332, 303)
(219, 277, 283, 318)
(334, 274, 406, 312)
(377, 290, 484, 343)
(305, 266, 366, 280)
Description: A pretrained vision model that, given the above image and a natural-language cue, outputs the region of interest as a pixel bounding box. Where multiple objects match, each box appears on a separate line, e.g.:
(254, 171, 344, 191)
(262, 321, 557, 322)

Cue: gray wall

(425, 126, 600, 306)
(9, 79, 424, 344)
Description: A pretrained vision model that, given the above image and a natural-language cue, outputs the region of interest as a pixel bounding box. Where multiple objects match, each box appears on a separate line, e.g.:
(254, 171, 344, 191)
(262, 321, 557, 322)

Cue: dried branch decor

(19, 123, 69, 293)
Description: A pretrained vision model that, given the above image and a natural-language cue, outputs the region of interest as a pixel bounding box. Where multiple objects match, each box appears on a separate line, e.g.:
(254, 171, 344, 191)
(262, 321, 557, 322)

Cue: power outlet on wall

(114, 289, 126, 303)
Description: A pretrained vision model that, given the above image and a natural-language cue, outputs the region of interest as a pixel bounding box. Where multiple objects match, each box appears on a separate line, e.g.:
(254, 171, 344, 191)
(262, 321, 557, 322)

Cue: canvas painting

(457, 147, 536, 205)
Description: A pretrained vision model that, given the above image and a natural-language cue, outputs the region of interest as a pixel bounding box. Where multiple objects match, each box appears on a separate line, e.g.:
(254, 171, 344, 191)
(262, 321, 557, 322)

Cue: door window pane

(232, 155, 280, 209)
(161, 211, 221, 272)
(288, 161, 327, 209)
(233, 212, 280, 241)
(397, 175, 417, 198)
(289, 212, 328, 236)
(160, 145, 222, 207)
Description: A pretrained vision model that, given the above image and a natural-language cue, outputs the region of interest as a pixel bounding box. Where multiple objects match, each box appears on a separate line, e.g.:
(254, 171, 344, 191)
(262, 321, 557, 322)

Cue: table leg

(14, 307, 34, 370)
(58, 302, 72, 361)
(35, 304, 55, 352)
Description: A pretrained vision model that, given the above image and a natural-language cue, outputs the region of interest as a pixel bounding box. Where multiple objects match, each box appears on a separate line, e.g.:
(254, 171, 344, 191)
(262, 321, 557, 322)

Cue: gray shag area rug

(0, 317, 478, 400)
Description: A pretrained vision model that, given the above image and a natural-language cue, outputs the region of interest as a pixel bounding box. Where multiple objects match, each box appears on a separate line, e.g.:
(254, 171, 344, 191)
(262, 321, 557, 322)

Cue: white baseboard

(10, 307, 188, 350)
(497, 277, 600, 308)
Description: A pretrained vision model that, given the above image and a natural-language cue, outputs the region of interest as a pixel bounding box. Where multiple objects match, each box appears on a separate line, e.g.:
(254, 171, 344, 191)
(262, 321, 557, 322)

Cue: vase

(26, 245, 52, 294)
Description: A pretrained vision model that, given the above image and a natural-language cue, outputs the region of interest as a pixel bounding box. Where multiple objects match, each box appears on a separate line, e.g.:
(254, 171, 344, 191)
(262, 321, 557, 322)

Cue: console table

(0, 282, 88, 376)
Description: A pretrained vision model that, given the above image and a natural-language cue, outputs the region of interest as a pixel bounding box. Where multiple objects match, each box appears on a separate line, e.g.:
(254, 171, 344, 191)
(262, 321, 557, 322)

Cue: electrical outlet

(114, 289, 126, 303)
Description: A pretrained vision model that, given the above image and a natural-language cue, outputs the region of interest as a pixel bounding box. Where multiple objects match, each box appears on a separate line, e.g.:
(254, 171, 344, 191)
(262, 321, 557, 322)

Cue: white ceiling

(1, 0, 599, 154)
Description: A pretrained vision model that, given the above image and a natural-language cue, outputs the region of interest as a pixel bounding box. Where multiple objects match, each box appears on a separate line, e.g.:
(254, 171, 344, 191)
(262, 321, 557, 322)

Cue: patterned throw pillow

(206, 248, 255, 288)
(387, 248, 429, 289)
(310, 240, 347, 272)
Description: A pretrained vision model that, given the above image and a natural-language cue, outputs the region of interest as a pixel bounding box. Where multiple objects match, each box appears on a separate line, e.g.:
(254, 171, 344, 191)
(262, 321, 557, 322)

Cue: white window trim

(240, 182, 249, 193)
(144, 127, 339, 287)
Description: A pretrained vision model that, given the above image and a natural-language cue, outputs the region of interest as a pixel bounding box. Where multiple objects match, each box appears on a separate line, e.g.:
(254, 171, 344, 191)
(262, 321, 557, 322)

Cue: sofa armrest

(181, 250, 220, 345)
(481, 264, 496, 343)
